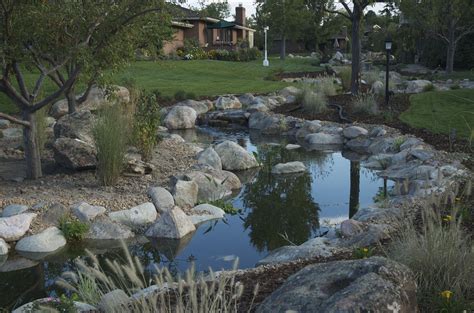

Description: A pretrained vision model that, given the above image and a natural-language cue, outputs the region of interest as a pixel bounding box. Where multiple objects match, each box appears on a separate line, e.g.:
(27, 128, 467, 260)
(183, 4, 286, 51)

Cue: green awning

(207, 20, 236, 29)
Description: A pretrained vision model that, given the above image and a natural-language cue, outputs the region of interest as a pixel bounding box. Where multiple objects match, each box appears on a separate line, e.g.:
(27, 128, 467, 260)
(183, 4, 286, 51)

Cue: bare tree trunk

(280, 35, 286, 60)
(22, 111, 42, 179)
(446, 23, 456, 74)
(350, 5, 362, 95)
(66, 83, 77, 114)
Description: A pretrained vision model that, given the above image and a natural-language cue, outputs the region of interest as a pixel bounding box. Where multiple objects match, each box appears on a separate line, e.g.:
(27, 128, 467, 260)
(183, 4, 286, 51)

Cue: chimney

(235, 4, 245, 27)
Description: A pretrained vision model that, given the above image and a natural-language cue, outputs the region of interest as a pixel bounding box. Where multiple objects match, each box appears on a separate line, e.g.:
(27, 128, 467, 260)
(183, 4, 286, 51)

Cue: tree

(322, 0, 389, 95)
(400, 0, 474, 74)
(0, 1, 172, 179)
(255, 0, 311, 59)
(198, 1, 231, 20)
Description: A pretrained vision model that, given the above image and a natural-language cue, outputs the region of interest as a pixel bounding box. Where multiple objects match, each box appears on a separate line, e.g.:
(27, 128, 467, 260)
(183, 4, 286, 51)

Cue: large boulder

(183, 171, 231, 202)
(145, 207, 196, 239)
(109, 203, 157, 228)
(257, 237, 341, 266)
(15, 227, 66, 253)
(346, 138, 372, 154)
(2, 204, 29, 217)
(50, 85, 130, 119)
(215, 96, 242, 110)
(148, 187, 175, 213)
(54, 110, 96, 143)
(279, 86, 301, 98)
(248, 112, 287, 135)
(2, 128, 23, 140)
(99, 289, 130, 312)
(257, 257, 417, 313)
(85, 217, 134, 240)
(406, 80, 433, 93)
(0, 118, 10, 129)
(53, 137, 97, 170)
(197, 147, 222, 170)
(164, 106, 197, 130)
(176, 100, 210, 115)
(72, 202, 106, 222)
(370, 81, 384, 95)
(343, 126, 368, 139)
(0, 213, 37, 242)
(171, 180, 198, 208)
(192, 164, 242, 190)
(0, 238, 9, 255)
(214, 140, 259, 171)
(305, 133, 343, 146)
(295, 120, 322, 138)
(271, 161, 307, 174)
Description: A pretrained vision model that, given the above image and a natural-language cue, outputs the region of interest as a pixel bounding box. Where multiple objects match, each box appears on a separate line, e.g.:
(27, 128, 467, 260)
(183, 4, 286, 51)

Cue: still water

(0, 127, 391, 309)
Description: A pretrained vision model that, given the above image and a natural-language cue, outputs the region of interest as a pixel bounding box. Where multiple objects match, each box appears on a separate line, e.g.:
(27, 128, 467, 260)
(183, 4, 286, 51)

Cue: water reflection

(349, 161, 361, 218)
(238, 144, 321, 251)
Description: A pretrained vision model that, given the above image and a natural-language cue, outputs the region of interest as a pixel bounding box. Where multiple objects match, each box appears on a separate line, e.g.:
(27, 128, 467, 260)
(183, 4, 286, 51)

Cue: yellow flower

(443, 215, 452, 222)
(440, 290, 453, 300)
(362, 248, 369, 253)
(455, 197, 461, 202)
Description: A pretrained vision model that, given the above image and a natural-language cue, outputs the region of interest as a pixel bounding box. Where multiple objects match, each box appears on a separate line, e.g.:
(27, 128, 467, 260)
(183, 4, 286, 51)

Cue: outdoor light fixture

(263, 26, 269, 67)
(385, 36, 393, 107)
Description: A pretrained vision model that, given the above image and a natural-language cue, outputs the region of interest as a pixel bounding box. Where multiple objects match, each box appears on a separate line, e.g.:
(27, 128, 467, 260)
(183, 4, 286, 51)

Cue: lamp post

(385, 36, 393, 107)
(263, 26, 269, 67)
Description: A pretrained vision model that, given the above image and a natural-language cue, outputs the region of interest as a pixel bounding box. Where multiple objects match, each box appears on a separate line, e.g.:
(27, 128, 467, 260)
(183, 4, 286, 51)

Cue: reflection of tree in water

(349, 161, 360, 218)
(240, 145, 321, 252)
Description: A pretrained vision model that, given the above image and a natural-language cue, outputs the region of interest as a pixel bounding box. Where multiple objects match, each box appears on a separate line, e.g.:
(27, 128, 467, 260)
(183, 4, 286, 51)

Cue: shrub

(58, 215, 89, 242)
(362, 70, 380, 86)
(450, 84, 460, 90)
(388, 208, 474, 312)
(133, 92, 161, 160)
(206, 199, 239, 215)
(185, 92, 197, 100)
(315, 76, 337, 96)
(352, 93, 378, 115)
(339, 67, 352, 91)
(393, 136, 405, 152)
(174, 90, 187, 101)
(301, 85, 328, 114)
(353, 247, 375, 259)
(93, 104, 130, 186)
(423, 83, 435, 92)
(55, 242, 259, 312)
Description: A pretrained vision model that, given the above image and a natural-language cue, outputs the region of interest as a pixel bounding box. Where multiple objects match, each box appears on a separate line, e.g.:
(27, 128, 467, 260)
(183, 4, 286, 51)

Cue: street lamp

(385, 36, 393, 107)
(263, 26, 269, 67)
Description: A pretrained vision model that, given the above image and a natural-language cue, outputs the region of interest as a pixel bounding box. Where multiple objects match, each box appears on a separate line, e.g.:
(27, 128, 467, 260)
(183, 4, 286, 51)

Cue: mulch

(273, 93, 473, 169)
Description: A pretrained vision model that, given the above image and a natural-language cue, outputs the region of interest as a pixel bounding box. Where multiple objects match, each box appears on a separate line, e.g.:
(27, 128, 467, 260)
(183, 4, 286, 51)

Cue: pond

(0, 127, 393, 309)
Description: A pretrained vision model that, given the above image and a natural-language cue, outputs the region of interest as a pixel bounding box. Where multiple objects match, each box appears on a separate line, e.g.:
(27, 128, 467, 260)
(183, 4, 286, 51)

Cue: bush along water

(133, 92, 162, 160)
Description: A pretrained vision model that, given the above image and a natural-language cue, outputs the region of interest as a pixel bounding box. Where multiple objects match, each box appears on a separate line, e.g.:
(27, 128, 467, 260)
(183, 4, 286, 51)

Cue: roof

(207, 20, 236, 29)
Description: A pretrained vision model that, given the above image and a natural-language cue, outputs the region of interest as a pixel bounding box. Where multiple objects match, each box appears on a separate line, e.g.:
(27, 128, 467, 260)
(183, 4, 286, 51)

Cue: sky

(185, 0, 389, 20)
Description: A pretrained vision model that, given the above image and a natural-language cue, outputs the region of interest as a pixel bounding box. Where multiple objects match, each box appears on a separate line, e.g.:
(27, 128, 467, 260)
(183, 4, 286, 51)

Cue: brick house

(163, 5, 256, 54)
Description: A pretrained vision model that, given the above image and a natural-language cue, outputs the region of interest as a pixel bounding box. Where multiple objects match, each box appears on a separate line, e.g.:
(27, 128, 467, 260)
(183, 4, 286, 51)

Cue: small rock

(271, 161, 307, 174)
(145, 207, 196, 239)
(0, 119, 10, 129)
(15, 227, 66, 253)
(2, 204, 29, 217)
(400, 138, 422, 150)
(0, 213, 37, 242)
(189, 204, 226, 225)
(72, 202, 106, 222)
(369, 126, 387, 137)
(2, 128, 23, 140)
(99, 289, 130, 312)
(215, 96, 242, 110)
(53, 137, 97, 170)
(148, 187, 175, 213)
(279, 86, 301, 98)
(340, 219, 364, 237)
(285, 144, 301, 150)
(409, 149, 433, 161)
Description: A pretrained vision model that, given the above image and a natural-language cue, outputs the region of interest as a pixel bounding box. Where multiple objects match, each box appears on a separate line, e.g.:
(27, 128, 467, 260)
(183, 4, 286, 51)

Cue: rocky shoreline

(1, 84, 472, 312)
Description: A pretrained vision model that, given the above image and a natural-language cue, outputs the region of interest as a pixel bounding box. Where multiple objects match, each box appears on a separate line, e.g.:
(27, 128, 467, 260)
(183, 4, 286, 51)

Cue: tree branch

(324, 7, 351, 20)
(0, 112, 30, 127)
(339, 0, 353, 17)
(12, 62, 29, 99)
(455, 26, 474, 44)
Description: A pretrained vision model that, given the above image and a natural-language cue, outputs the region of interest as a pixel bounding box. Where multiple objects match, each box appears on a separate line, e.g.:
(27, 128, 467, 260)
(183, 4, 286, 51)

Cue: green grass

(0, 57, 319, 114)
(400, 89, 474, 139)
(432, 70, 474, 81)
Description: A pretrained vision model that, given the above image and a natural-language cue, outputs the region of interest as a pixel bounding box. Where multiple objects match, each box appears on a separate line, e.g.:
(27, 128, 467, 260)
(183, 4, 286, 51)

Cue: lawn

(0, 57, 320, 114)
(400, 89, 474, 140)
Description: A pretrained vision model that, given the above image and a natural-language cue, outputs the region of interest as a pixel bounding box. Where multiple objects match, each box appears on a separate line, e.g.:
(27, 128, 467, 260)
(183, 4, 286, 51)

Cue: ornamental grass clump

(314, 76, 337, 96)
(352, 93, 379, 115)
(133, 92, 161, 160)
(300, 85, 328, 115)
(55, 241, 259, 312)
(388, 207, 474, 312)
(93, 104, 130, 186)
